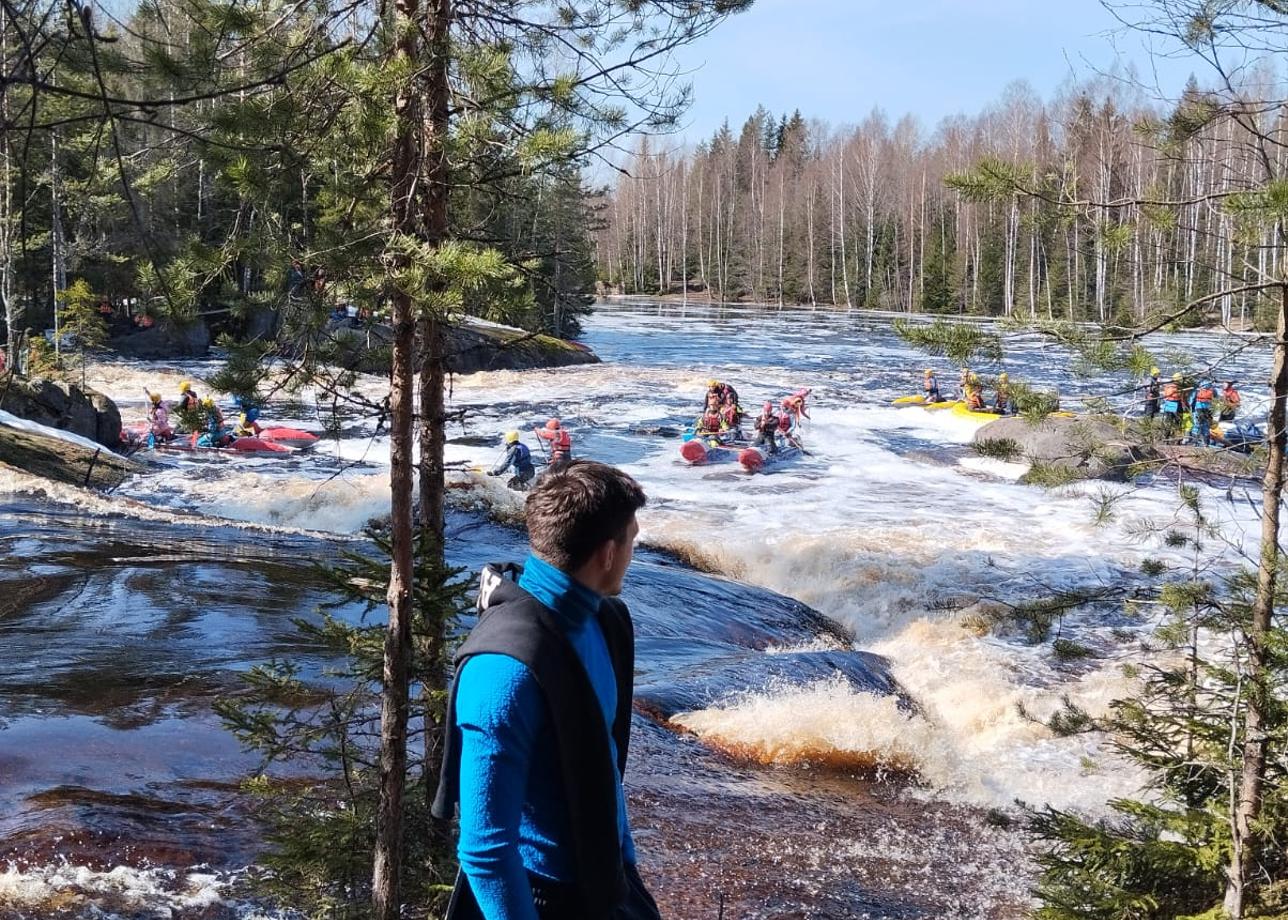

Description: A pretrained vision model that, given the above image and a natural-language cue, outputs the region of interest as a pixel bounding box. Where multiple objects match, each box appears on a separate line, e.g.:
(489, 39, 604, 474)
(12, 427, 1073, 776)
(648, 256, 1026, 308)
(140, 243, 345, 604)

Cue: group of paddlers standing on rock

(1141, 368, 1241, 447)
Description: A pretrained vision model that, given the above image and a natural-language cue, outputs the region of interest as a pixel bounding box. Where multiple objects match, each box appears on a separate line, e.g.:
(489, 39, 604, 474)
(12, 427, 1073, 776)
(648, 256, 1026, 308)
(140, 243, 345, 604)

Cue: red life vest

(1162, 382, 1180, 401)
(1196, 385, 1216, 403)
(543, 428, 571, 452)
(1226, 387, 1242, 407)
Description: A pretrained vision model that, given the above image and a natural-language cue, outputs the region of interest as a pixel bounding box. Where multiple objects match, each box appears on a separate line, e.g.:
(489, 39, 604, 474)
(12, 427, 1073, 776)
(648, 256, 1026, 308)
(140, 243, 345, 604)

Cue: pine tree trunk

(1223, 282, 1288, 919)
(417, 0, 451, 843)
(373, 0, 425, 909)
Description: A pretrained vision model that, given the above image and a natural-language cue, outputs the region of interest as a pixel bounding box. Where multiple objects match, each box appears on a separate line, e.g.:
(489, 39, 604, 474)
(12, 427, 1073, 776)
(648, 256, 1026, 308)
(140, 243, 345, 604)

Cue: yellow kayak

(892, 395, 927, 405)
(951, 403, 1004, 422)
(923, 400, 959, 411)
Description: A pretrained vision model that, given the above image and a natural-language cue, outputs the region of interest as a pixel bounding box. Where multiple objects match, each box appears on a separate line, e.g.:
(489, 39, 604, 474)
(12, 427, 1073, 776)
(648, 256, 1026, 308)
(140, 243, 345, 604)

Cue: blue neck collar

(518, 553, 602, 624)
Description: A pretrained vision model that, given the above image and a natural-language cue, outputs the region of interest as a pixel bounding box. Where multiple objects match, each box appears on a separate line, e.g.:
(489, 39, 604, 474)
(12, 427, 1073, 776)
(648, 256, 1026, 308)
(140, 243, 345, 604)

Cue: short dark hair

(525, 461, 646, 571)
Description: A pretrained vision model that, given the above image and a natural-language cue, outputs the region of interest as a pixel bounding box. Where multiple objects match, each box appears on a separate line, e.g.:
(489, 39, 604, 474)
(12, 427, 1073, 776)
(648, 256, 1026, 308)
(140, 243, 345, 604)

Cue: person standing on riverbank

(1220, 380, 1241, 421)
(1143, 368, 1161, 419)
(1160, 374, 1183, 437)
(433, 461, 659, 920)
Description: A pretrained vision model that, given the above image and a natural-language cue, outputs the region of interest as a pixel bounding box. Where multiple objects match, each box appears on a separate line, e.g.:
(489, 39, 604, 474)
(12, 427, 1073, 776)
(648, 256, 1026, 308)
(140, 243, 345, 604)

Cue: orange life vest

(540, 428, 572, 453)
(1162, 382, 1180, 401)
(1196, 385, 1216, 403)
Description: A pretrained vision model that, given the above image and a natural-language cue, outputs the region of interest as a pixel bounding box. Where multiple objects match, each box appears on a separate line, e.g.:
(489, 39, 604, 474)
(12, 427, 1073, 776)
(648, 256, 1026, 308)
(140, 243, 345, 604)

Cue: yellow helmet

(201, 396, 215, 408)
(968, 372, 979, 383)
(1173, 373, 1183, 382)
(707, 379, 719, 389)
(999, 373, 1008, 382)
(924, 368, 934, 376)
(179, 381, 191, 393)
(1150, 367, 1160, 377)
(504, 431, 519, 444)
(149, 392, 162, 404)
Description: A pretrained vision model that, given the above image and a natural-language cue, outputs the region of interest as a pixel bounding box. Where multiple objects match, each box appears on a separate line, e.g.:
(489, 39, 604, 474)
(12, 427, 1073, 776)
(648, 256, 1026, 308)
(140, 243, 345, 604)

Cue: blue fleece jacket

(454, 554, 636, 920)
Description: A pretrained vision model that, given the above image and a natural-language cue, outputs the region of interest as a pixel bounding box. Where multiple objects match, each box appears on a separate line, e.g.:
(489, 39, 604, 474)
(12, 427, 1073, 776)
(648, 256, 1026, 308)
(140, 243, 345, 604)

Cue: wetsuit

(1160, 382, 1182, 436)
(1190, 384, 1216, 446)
(491, 441, 535, 489)
(924, 377, 941, 403)
(754, 411, 780, 454)
(1144, 377, 1160, 418)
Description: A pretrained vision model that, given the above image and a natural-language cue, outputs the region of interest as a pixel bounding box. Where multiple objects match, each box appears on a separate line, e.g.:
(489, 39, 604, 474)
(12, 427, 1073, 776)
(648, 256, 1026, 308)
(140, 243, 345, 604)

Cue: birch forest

(597, 76, 1288, 329)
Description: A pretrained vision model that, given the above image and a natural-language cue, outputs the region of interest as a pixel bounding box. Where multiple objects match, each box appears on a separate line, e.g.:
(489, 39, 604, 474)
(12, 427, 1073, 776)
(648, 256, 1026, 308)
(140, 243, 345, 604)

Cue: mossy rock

(0, 424, 142, 489)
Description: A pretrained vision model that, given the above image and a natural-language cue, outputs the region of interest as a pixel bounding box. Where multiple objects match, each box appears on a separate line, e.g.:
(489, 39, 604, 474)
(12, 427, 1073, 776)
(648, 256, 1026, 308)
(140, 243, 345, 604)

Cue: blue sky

(666, 0, 1201, 141)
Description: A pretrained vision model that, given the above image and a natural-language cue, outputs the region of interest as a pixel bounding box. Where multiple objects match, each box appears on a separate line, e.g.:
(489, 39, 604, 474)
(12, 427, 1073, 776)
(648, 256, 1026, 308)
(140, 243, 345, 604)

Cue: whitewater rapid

(24, 303, 1274, 818)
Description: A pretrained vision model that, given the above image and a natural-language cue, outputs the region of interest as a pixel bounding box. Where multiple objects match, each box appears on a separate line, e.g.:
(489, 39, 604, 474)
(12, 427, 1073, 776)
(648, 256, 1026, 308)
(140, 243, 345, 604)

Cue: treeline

(0, 0, 599, 347)
(598, 77, 1286, 328)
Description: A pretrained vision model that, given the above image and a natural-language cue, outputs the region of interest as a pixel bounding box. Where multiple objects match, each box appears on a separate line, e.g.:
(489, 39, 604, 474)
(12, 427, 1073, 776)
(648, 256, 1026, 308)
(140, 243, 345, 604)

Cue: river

(0, 299, 1273, 918)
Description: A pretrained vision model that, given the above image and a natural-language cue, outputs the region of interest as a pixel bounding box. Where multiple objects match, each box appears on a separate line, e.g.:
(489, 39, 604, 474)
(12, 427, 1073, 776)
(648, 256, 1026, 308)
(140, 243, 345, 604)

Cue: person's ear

(599, 538, 617, 576)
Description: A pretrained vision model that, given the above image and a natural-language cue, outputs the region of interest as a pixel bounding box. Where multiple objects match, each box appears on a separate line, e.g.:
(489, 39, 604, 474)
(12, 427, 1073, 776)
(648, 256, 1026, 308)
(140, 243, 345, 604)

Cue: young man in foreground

(434, 460, 660, 920)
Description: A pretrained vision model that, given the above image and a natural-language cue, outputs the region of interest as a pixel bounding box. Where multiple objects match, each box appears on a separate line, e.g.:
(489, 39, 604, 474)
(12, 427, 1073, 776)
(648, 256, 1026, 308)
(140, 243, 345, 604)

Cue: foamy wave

(674, 618, 1147, 810)
(0, 467, 358, 540)
(673, 675, 943, 775)
(0, 864, 271, 919)
(129, 468, 394, 534)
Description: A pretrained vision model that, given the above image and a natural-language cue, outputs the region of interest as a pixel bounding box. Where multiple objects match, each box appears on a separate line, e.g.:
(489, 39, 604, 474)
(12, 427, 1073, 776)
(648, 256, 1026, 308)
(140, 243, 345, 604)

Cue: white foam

(0, 863, 274, 919)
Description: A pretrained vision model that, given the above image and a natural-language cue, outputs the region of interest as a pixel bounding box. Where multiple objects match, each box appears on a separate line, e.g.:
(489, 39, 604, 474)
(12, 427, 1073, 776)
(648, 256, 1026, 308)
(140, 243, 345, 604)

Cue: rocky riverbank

(0, 373, 139, 488)
(974, 414, 1261, 484)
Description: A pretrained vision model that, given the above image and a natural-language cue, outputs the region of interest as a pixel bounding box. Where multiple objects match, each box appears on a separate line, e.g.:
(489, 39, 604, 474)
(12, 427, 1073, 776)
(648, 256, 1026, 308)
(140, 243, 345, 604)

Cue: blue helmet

(246, 407, 261, 423)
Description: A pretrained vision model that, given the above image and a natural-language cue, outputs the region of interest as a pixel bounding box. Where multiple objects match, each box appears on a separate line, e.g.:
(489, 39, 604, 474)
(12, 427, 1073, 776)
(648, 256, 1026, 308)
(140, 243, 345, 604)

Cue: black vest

(433, 563, 635, 918)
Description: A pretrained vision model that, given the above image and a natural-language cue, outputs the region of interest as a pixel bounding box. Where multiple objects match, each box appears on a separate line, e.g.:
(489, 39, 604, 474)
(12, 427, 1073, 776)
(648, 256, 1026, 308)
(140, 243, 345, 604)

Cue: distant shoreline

(596, 293, 1264, 337)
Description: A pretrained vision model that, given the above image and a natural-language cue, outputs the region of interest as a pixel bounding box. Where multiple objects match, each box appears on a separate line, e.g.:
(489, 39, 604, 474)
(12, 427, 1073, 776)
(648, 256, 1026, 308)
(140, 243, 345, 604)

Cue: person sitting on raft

(994, 372, 1013, 415)
(753, 402, 781, 455)
(1220, 380, 1241, 421)
(147, 392, 174, 444)
(537, 418, 573, 472)
(706, 378, 739, 408)
(199, 397, 235, 448)
(923, 369, 941, 403)
(234, 406, 263, 439)
(957, 367, 972, 400)
(706, 379, 741, 424)
(176, 380, 200, 413)
(964, 373, 987, 411)
(489, 430, 535, 490)
(1190, 379, 1217, 447)
(719, 391, 741, 432)
(781, 388, 811, 427)
(1160, 374, 1183, 437)
(695, 392, 726, 434)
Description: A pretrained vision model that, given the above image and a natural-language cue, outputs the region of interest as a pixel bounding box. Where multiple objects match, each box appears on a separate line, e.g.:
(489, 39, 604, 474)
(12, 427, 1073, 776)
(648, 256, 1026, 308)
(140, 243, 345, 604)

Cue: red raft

(679, 428, 745, 464)
(123, 422, 318, 454)
(737, 388, 811, 474)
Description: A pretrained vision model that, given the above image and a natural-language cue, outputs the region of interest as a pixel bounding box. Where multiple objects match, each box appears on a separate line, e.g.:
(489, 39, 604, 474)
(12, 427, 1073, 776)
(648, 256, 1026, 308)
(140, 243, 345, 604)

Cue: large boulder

(0, 421, 141, 489)
(110, 318, 210, 360)
(0, 375, 122, 448)
(974, 415, 1156, 482)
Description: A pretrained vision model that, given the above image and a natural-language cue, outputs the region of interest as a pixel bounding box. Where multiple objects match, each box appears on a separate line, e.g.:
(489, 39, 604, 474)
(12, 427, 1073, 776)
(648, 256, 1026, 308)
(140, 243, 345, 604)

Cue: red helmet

(763, 401, 773, 413)
(545, 418, 561, 430)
